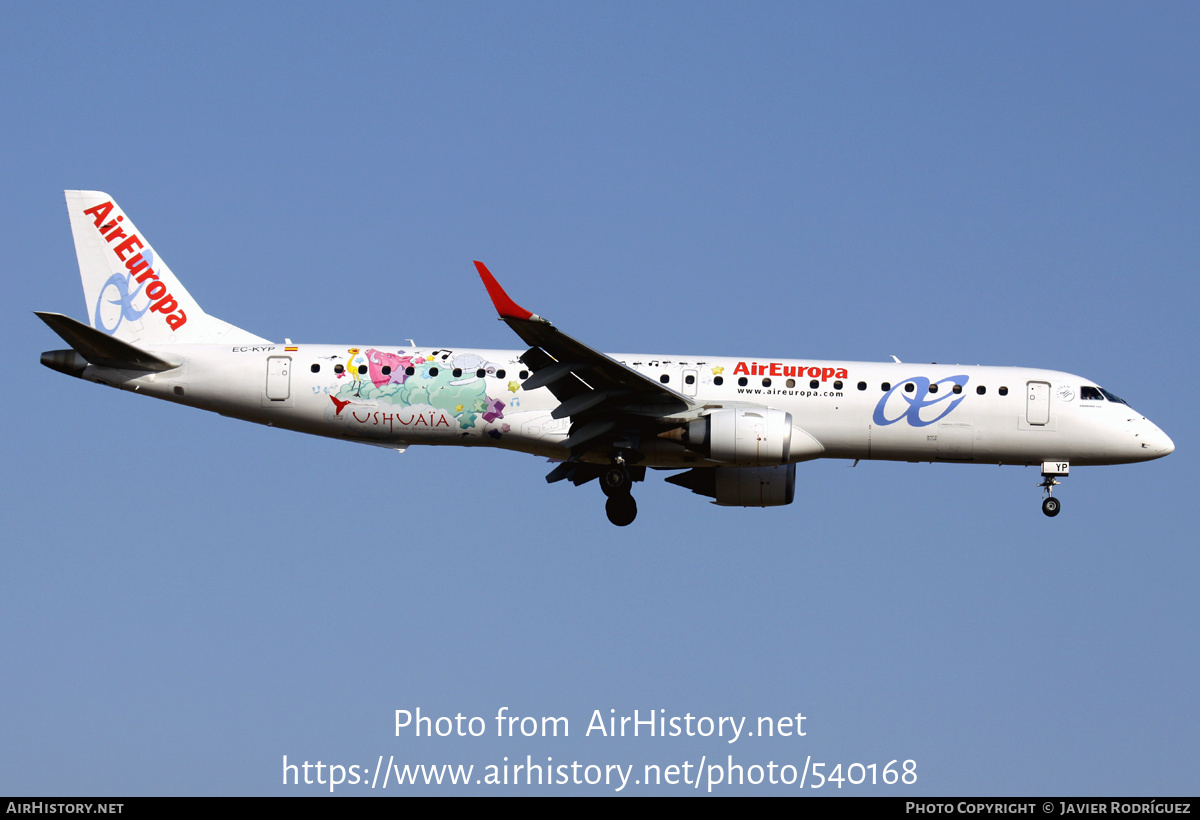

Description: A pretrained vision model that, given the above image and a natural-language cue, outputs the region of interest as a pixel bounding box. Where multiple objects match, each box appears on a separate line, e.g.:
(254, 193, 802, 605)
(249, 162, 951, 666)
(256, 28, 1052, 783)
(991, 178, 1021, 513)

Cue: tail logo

(93, 271, 151, 334)
(81, 201, 189, 334)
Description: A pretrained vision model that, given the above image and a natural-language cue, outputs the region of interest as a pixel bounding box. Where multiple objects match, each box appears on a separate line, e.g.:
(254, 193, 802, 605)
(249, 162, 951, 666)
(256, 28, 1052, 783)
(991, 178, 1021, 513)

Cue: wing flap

(521, 360, 589, 392)
(551, 389, 630, 420)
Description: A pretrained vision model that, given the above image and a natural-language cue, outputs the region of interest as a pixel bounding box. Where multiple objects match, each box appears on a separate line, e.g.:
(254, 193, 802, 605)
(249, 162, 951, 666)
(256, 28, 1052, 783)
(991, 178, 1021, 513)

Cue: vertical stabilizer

(65, 190, 268, 345)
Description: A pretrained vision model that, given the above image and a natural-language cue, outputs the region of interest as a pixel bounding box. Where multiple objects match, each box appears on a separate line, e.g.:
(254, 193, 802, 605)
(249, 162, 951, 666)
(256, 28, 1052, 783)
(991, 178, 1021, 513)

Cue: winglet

(474, 261, 537, 322)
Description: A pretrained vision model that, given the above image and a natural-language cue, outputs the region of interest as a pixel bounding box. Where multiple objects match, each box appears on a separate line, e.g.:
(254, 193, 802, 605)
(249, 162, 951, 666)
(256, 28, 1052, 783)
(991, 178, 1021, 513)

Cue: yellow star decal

(507, 381, 521, 393)
(711, 366, 724, 375)
(455, 404, 464, 413)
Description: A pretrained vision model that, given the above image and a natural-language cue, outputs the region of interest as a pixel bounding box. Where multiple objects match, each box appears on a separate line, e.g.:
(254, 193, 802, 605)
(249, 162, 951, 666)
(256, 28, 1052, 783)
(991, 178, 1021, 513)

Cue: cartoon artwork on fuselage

(327, 347, 511, 433)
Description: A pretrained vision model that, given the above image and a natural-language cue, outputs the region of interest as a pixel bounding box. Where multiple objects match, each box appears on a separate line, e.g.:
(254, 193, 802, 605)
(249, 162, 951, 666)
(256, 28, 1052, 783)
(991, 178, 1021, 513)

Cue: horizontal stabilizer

(35, 311, 179, 372)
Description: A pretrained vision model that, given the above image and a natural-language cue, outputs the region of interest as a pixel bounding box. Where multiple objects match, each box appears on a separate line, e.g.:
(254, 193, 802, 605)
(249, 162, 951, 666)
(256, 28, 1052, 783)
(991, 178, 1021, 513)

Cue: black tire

(605, 494, 637, 526)
(1042, 497, 1061, 517)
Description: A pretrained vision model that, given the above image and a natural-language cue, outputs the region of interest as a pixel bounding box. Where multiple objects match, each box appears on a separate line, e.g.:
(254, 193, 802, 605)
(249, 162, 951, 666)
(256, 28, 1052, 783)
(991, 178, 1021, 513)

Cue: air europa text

(83, 200, 188, 330)
(733, 362, 848, 381)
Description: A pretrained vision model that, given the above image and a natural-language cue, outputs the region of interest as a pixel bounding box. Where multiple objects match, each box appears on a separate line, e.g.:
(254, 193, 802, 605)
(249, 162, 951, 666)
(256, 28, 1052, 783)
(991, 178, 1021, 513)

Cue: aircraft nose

(1155, 429, 1175, 457)
(1141, 421, 1174, 458)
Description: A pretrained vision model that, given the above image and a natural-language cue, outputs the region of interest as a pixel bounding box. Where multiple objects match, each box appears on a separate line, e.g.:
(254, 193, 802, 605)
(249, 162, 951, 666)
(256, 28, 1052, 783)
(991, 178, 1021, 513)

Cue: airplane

(38, 190, 1174, 526)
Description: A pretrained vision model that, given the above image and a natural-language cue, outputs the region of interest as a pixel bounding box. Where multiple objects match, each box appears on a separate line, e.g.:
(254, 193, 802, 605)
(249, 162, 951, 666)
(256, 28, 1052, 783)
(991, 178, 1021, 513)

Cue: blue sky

(2, 2, 1197, 795)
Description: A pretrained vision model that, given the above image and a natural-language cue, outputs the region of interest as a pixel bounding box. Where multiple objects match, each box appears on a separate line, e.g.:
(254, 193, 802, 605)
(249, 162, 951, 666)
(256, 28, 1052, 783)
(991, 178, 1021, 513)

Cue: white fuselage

(78, 342, 1174, 470)
(46, 190, 1175, 524)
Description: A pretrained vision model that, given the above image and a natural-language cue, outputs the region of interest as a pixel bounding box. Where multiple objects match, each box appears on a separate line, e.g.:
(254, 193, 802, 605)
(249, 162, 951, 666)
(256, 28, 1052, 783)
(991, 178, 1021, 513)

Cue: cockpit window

(1080, 386, 1104, 401)
(1099, 388, 1127, 405)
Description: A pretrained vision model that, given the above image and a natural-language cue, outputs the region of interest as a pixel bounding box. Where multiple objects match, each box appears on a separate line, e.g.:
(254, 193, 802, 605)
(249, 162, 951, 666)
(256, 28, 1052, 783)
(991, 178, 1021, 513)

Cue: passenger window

(952, 384, 962, 394)
(976, 386, 986, 395)
(809, 380, 819, 389)
(660, 374, 670, 384)
(334, 364, 344, 374)
(685, 374, 695, 385)
(714, 376, 724, 386)
(405, 366, 415, 376)
(857, 381, 867, 391)
(381, 365, 391, 375)
(453, 368, 462, 377)
(929, 383, 938, 394)
(882, 382, 890, 391)
(358, 365, 367, 375)
(833, 380, 842, 390)
(762, 378, 771, 387)
(477, 369, 486, 378)
(904, 382, 915, 393)
(520, 370, 529, 379)
(738, 377, 748, 387)
(998, 386, 1008, 396)
(786, 378, 795, 388)
(429, 367, 439, 377)
(497, 369, 506, 379)
(310, 364, 320, 373)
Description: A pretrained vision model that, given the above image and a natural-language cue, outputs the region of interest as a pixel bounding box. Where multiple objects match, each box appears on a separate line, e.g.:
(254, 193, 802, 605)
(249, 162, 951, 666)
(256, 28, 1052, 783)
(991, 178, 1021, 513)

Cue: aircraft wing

(475, 262, 693, 461)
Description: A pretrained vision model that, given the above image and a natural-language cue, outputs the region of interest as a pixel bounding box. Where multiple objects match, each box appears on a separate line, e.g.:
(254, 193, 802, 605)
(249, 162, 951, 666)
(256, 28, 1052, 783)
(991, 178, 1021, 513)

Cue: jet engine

(664, 407, 823, 466)
(665, 464, 796, 507)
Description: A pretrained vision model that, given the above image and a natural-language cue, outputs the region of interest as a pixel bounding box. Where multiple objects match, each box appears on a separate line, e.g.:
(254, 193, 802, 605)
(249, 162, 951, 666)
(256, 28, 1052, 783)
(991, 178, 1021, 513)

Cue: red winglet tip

(475, 261, 533, 321)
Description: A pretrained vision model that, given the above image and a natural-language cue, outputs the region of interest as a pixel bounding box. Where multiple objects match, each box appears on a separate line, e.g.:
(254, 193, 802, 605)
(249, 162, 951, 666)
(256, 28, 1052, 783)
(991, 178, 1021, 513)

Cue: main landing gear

(1039, 461, 1069, 517)
(602, 457, 637, 526)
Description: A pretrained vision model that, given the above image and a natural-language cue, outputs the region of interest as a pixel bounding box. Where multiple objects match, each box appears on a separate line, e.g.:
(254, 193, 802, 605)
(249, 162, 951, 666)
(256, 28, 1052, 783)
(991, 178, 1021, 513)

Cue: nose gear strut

(1038, 461, 1069, 517)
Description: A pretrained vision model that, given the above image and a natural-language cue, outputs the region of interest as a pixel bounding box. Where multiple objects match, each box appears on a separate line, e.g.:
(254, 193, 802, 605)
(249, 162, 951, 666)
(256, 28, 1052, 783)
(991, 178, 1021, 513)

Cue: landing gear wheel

(1038, 467, 1066, 519)
(605, 494, 637, 526)
(602, 466, 630, 495)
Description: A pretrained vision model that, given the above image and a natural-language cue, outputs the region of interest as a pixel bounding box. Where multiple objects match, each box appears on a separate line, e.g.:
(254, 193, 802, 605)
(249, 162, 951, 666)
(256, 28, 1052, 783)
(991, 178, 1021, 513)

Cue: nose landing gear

(1039, 461, 1069, 517)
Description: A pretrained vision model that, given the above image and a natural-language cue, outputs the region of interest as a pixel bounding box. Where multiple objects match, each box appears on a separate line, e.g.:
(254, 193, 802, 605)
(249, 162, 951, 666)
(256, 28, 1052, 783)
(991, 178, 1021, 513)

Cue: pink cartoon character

(366, 348, 412, 388)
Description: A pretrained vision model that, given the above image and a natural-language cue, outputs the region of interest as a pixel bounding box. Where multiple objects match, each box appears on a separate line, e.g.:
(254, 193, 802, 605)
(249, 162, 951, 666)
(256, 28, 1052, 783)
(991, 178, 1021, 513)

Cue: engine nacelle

(665, 464, 796, 507)
(672, 407, 823, 466)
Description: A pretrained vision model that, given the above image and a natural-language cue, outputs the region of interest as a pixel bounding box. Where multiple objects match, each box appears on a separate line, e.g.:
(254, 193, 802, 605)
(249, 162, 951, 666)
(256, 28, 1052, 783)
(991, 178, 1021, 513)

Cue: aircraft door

(1026, 381, 1050, 426)
(265, 356, 292, 401)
